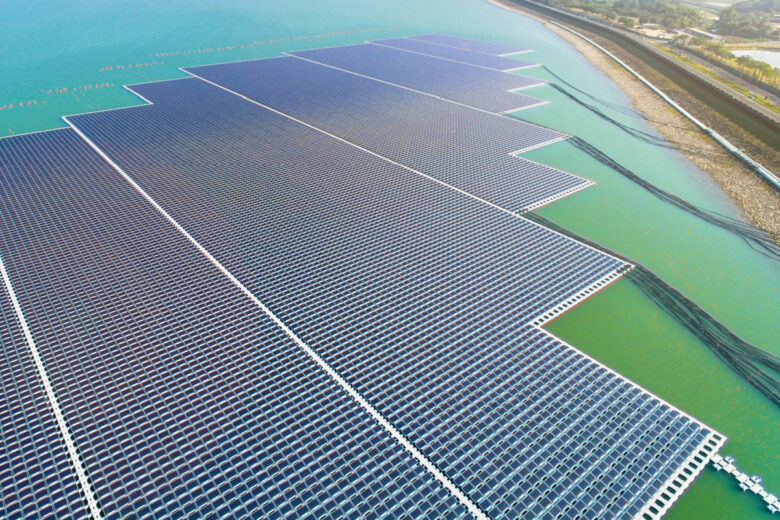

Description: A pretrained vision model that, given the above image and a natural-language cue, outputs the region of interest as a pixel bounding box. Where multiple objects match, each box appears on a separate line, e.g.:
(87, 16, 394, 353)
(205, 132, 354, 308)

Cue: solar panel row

(288, 43, 545, 113)
(0, 264, 90, 520)
(370, 38, 536, 71)
(66, 76, 717, 519)
(410, 34, 529, 56)
(185, 56, 587, 214)
(0, 129, 470, 520)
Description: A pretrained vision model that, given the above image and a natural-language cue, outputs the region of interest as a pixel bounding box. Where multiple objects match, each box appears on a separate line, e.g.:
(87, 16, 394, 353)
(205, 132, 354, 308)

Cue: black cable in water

(542, 65, 648, 120)
(550, 82, 713, 158)
(524, 212, 780, 407)
(541, 70, 717, 158)
(550, 82, 667, 145)
(568, 136, 780, 260)
(542, 65, 697, 136)
(533, 71, 778, 256)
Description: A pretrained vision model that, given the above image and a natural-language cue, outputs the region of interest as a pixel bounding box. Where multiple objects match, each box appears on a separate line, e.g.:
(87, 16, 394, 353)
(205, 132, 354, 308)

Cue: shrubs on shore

(546, 0, 701, 29)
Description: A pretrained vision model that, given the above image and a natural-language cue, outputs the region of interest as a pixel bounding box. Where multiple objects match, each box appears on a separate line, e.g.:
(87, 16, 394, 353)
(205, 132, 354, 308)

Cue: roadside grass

(657, 46, 780, 115)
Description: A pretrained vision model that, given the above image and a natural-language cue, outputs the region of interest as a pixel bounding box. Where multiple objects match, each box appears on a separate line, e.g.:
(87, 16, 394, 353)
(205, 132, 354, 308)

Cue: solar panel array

(0, 34, 722, 520)
(70, 78, 618, 330)
(410, 34, 529, 56)
(0, 129, 470, 520)
(370, 38, 536, 71)
(186, 56, 587, 214)
(0, 269, 90, 520)
(289, 43, 545, 113)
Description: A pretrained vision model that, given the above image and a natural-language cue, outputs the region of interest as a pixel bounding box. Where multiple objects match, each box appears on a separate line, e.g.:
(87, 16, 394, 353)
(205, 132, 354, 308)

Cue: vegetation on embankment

(677, 39, 779, 91)
(659, 45, 780, 114)
(546, 0, 703, 28)
(715, 0, 779, 39)
(543, 0, 780, 39)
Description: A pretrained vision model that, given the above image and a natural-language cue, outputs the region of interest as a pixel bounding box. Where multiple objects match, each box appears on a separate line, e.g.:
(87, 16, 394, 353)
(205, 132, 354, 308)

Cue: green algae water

(2, 0, 777, 517)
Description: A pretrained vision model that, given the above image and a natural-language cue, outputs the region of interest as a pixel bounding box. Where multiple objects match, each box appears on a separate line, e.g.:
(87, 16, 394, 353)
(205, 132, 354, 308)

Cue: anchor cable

(524, 212, 780, 407)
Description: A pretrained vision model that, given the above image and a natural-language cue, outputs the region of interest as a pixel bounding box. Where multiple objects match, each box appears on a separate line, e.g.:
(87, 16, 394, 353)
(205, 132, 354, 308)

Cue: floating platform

(287, 43, 547, 113)
(712, 454, 778, 514)
(371, 37, 537, 71)
(0, 34, 725, 520)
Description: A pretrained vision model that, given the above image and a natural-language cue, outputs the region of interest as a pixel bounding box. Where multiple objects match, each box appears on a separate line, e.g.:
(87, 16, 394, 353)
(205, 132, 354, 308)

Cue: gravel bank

(488, 0, 780, 240)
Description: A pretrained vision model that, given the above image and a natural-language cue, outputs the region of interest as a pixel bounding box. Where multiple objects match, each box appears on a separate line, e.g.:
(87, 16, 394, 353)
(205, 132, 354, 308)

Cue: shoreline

(488, 0, 780, 239)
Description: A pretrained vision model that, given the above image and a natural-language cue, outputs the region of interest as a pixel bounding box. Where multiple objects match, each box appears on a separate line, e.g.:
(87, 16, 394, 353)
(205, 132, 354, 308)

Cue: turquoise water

(2, 1, 777, 517)
(731, 49, 780, 69)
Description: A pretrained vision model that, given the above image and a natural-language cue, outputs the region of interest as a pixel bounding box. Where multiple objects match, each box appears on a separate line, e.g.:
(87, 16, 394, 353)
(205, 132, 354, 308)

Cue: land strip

(489, 0, 780, 239)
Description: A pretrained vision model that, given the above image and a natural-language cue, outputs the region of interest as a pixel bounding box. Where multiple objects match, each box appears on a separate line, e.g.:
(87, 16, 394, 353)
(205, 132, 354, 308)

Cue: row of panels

(370, 37, 535, 71)
(185, 55, 586, 214)
(289, 43, 544, 113)
(0, 129, 470, 520)
(407, 34, 530, 56)
(67, 73, 711, 519)
(0, 277, 89, 519)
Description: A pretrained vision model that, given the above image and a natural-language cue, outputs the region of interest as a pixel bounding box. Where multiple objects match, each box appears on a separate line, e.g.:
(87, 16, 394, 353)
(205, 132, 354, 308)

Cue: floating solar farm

(1, 35, 725, 520)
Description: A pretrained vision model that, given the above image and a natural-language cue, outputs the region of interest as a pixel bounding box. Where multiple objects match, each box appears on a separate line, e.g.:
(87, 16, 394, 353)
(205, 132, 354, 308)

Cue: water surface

(731, 49, 780, 69)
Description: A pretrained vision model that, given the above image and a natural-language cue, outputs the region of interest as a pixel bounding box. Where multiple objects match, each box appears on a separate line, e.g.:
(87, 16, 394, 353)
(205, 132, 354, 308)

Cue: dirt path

(488, 0, 780, 239)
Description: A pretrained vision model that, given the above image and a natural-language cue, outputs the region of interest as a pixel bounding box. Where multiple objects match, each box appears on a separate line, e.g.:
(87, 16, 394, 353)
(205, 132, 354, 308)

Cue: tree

(707, 42, 731, 58)
(756, 61, 775, 80)
(714, 6, 778, 39)
(733, 0, 780, 14)
(735, 54, 752, 74)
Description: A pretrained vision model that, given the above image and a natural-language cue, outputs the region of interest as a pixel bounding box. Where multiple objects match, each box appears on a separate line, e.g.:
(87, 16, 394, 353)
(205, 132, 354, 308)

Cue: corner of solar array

(636, 432, 726, 520)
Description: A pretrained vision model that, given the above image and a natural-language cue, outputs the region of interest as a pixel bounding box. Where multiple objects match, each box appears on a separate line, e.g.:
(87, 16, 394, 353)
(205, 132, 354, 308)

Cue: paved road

(668, 45, 780, 107)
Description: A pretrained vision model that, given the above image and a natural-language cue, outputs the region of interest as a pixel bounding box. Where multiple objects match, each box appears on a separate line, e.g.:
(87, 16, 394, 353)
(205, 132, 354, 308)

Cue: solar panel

(370, 38, 536, 71)
(289, 43, 545, 113)
(1, 34, 724, 520)
(0, 270, 90, 520)
(65, 76, 719, 519)
(0, 128, 472, 520)
(185, 57, 587, 214)
(409, 34, 529, 56)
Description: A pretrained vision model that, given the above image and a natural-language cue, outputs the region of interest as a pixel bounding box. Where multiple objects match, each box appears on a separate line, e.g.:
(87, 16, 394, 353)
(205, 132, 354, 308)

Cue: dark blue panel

(67, 77, 710, 519)
(185, 56, 586, 214)
(410, 34, 528, 56)
(70, 78, 619, 343)
(0, 128, 470, 520)
(289, 43, 544, 113)
(0, 273, 89, 520)
(371, 38, 535, 71)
